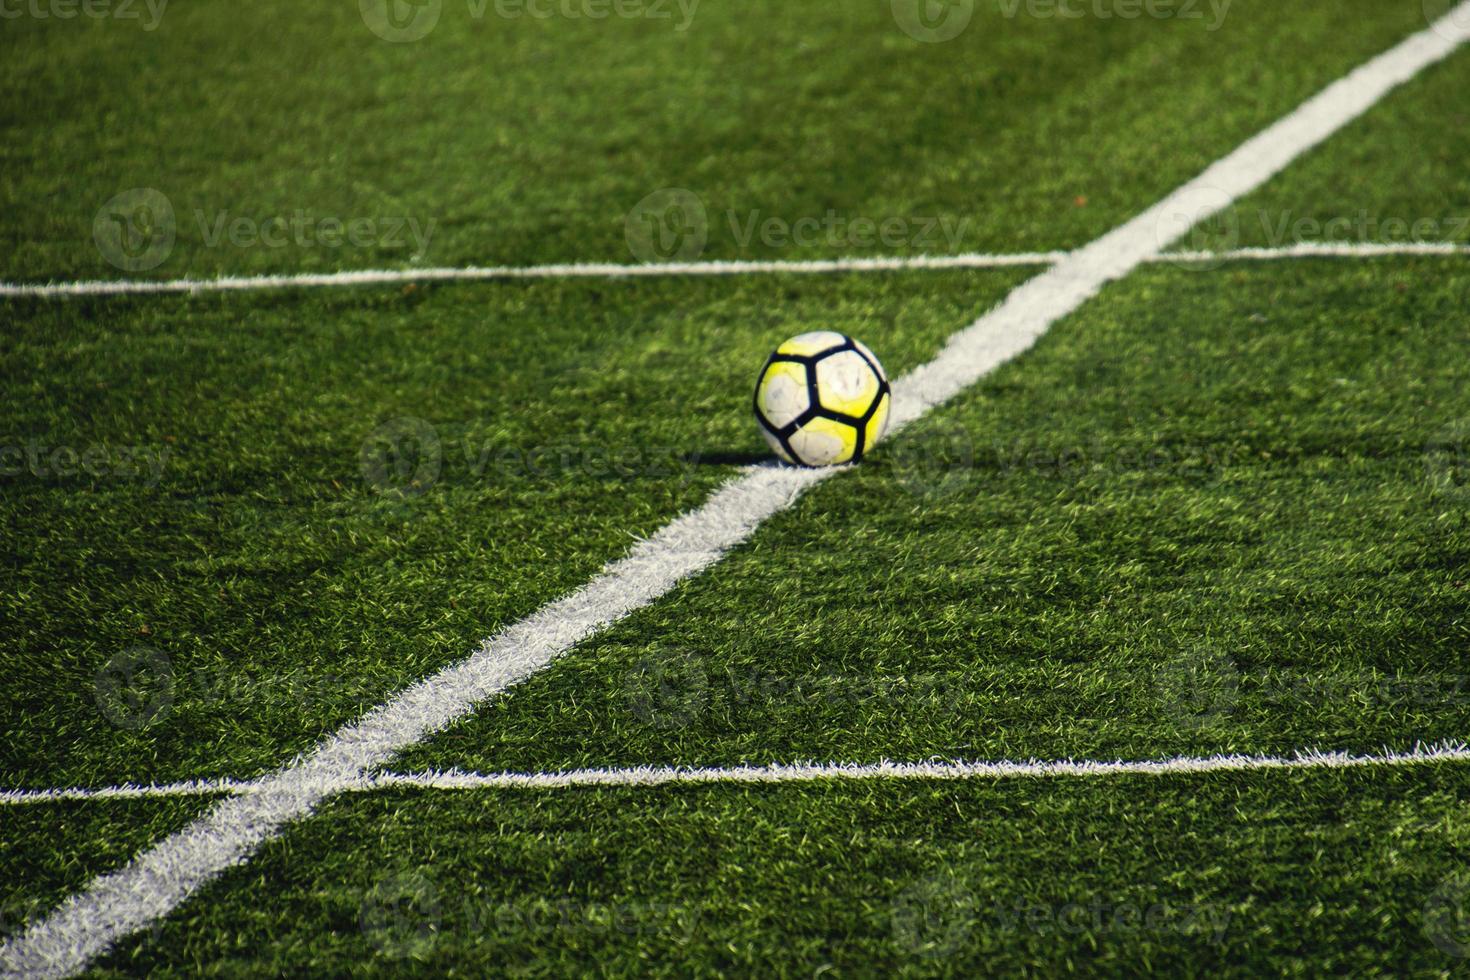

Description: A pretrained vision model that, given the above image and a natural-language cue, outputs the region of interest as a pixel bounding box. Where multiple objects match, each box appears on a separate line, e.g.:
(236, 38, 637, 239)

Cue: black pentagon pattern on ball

(752, 335, 892, 466)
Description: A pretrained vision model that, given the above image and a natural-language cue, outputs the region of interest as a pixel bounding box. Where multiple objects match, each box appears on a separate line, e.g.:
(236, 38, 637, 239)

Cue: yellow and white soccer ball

(753, 332, 891, 467)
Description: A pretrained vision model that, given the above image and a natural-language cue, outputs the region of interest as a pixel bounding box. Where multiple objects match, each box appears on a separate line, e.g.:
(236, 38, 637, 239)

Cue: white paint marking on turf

(6, 6, 1470, 975)
(1, 243, 1466, 299)
(1169, 241, 1470, 262)
(0, 253, 1067, 297)
(3, 744, 1467, 804)
(0, 779, 242, 805)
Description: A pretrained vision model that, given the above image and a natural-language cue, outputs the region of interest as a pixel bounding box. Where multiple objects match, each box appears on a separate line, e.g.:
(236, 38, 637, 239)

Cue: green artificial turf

(0, 798, 216, 944)
(398, 255, 1470, 773)
(97, 766, 1470, 976)
(1186, 29, 1470, 253)
(8, 250, 1467, 974)
(3, 0, 1470, 975)
(0, 267, 1031, 790)
(0, 0, 1443, 281)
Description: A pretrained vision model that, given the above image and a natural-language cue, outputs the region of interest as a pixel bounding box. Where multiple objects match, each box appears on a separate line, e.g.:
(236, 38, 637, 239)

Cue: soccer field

(4, 0, 1470, 974)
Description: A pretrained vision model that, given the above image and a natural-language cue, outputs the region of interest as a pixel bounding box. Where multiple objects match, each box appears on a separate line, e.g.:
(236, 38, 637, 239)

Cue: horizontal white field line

(1166, 241, 1470, 261)
(0, 779, 248, 804)
(2, 242, 1465, 298)
(5, 743, 1466, 804)
(0, 252, 1066, 297)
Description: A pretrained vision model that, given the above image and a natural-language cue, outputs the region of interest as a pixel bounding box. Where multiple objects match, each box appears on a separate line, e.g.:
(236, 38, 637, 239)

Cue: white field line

(0, 252, 1066, 297)
(3, 744, 1468, 805)
(5, 8, 1470, 977)
(1168, 241, 1470, 262)
(1, 242, 1467, 298)
(0, 779, 245, 805)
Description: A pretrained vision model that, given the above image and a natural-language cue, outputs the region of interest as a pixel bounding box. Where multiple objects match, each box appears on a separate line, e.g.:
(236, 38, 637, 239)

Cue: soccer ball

(753, 332, 892, 467)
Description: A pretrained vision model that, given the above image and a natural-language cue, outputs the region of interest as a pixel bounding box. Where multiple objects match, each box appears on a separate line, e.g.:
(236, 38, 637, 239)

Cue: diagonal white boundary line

(3, 743, 1467, 804)
(0, 242, 1466, 298)
(5, 8, 1470, 976)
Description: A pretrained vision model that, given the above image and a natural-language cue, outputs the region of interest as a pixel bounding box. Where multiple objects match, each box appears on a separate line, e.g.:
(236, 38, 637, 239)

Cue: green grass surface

(97, 766, 1470, 976)
(1192, 30, 1470, 252)
(0, 799, 214, 947)
(0, 267, 1030, 790)
(399, 256, 1470, 776)
(4, 0, 1470, 974)
(0, 0, 1443, 280)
